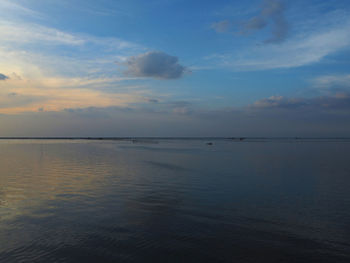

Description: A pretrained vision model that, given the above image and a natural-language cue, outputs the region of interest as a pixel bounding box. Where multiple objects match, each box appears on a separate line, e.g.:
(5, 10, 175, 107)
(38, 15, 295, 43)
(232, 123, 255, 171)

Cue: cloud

(147, 98, 159, 103)
(212, 0, 289, 43)
(251, 74, 350, 118)
(211, 20, 231, 33)
(2, 93, 350, 137)
(0, 21, 84, 46)
(253, 93, 350, 111)
(0, 74, 152, 114)
(253, 95, 304, 109)
(0, 10, 158, 115)
(124, 51, 188, 79)
(244, 17, 268, 31)
(167, 101, 193, 115)
(0, 20, 139, 51)
(205, 3, 350, 71)
(313, 74, 350, 90)
(205, 16, 350, 71)
(0, 73, 9, 80)
(242, 0, 289, 43)
(0, 18, 142, 80)
(0, 0, 41, 19)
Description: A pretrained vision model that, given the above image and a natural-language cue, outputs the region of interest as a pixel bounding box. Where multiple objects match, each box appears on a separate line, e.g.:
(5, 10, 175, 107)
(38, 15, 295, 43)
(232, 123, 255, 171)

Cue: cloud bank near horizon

(1, 88, 350, 136)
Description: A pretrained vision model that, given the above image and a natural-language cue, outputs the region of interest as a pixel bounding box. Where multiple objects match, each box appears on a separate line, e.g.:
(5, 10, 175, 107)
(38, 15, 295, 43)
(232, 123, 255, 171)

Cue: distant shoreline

(0, 137, 350, 141)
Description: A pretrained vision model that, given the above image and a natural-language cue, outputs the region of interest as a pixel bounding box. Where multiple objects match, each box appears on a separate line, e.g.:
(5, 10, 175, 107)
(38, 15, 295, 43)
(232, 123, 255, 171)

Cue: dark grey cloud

(124, 51, 188, 79)
(0, 73, 9, 80)
(243, 0, 289, 43)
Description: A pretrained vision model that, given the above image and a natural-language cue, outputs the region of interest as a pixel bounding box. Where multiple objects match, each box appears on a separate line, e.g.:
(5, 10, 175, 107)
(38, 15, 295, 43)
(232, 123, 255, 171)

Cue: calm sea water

(0, 139, 350, 262)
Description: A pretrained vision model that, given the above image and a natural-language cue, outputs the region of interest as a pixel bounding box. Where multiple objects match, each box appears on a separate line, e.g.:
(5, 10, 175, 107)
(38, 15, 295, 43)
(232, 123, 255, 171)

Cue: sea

(0, 138, 349, 262)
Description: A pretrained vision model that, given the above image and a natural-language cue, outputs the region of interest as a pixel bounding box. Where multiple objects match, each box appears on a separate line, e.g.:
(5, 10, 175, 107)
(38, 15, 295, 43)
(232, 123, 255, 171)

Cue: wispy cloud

(313, 74, 350, 90)
(253, 93, 350, 111)
(0, 0, 42, 19)
(0, 0, 142, 79)
(0, 21, 85, 46)
(206, 2, 350, 71)
(0, 0, 169, 116)
(211, 20, 231, 33)
(0, 20, 141, 52)
(206, 14, 350, 71)
(0, 75, 150, 114)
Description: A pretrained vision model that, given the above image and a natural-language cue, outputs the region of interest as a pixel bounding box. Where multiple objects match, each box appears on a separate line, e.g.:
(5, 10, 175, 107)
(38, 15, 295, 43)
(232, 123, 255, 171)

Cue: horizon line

(0, 137, 350, 140)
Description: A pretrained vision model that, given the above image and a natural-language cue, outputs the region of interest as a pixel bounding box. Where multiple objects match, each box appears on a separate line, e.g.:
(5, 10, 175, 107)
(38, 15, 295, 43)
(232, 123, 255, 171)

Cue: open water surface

(0, 139, 350, 262)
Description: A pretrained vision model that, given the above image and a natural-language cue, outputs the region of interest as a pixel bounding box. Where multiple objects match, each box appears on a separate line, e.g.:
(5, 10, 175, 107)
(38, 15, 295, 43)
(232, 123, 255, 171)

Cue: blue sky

(0, 0, 350, 136)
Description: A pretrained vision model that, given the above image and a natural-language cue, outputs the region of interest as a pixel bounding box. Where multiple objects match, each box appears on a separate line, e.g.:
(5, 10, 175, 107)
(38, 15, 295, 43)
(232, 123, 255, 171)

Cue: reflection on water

(0, 139, 350, 262)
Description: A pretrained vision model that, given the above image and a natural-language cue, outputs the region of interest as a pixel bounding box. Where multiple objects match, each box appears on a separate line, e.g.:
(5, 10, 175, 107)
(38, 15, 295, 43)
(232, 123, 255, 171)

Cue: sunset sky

(1, 0, 350, 136)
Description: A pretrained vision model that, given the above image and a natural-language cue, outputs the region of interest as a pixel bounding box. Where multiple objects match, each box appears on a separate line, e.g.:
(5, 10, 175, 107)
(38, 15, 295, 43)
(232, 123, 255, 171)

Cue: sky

(0, 0, 350, 137)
